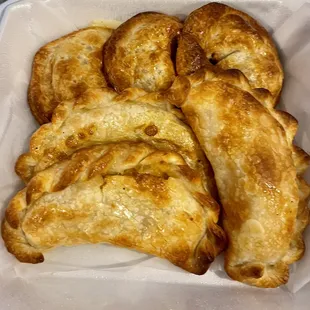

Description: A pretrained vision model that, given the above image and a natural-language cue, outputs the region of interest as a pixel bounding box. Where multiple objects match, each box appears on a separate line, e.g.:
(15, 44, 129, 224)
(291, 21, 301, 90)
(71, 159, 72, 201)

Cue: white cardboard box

(0, 0, 309, 309)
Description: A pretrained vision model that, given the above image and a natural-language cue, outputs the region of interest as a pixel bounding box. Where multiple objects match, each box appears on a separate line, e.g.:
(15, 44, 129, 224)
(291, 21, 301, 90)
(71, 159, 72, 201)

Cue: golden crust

(176, 33, 208, 76)
(166, 67, 310, 269)
(28, 26, 113, 124)
(165, 65, 309, 287)
(177, 3, 283, 103)
(2, 220, 44, 264)
(284, 177, 310, 264)
(3, 142, 226, 274)
(102, 12, 182, 92)
(16, 87, 217, 199)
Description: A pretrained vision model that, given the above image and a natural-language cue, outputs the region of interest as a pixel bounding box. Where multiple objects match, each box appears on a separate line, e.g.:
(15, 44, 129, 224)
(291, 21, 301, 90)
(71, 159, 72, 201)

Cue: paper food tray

(0, 0, 309, 309)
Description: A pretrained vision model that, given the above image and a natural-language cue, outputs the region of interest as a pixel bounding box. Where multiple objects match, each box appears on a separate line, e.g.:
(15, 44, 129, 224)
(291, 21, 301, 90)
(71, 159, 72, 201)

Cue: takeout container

(0, 0, 310, 309)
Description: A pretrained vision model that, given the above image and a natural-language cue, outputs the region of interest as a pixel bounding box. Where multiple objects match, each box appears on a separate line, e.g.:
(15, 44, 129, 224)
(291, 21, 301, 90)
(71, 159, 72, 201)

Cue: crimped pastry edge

(164, 66, 310, 288)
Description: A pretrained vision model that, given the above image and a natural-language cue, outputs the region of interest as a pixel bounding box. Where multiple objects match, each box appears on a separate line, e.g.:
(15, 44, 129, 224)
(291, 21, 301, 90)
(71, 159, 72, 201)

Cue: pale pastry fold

(102, 12, 182, 92)
(28, 26, 114, 124)
(165, 67, 310, 287)
(3, 142, 226, 274)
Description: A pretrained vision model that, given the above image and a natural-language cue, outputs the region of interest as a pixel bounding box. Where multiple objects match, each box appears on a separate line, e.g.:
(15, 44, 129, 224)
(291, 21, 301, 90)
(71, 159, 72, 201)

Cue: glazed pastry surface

(4, 142, 226, 274)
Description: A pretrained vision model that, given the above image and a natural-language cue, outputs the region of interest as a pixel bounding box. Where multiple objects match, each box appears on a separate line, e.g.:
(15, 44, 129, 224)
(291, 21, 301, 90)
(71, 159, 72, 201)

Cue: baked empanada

(165, 68, 310, 287)
(29, 26, 113, 124)
(102, 12, 182, 92)
(177, 3, 283, 103)
(16, 87, 216, 198)
(3, 142, 226, 274)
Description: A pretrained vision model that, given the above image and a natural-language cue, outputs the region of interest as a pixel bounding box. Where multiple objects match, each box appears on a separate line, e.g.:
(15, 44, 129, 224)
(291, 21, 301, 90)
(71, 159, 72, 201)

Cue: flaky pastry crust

(103, 12, 182, 92)
(165, 66, 310, 288)
(17, 87, 217, 198)
(3, 142, 226, 274)
(28, 26, 113, 124)
(176, 3, 283, 103)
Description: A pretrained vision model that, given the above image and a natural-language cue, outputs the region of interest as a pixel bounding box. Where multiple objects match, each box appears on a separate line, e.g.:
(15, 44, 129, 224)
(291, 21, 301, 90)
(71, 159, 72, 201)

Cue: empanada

(29, 26, 113, 124)
(3, 142, 226, 274)
(16, 87, 216, 198)
(165, 68, 310, 287)
(102, 12, 182, 92)
(177, 3, 283, 103)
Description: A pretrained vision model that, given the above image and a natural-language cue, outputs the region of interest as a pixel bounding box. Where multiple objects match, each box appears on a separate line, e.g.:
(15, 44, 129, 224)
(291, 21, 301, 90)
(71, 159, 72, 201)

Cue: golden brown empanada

(102, 12, 182, 92)
(16, 87, 216, 198)
(3, 142, 226, 274)
(165, 67, 310, 287)
(177, 3, 283, 103)
(29, 26, 113, 124)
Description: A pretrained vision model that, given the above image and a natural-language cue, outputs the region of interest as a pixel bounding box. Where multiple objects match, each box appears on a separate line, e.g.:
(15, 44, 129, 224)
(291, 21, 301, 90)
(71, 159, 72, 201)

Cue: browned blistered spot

(65, 135, 79, 148)
(212, 88, 260, 155)
(88, 124, 97, 135)
(240, 264, 264, 279)
(144, 124, 158, 136)
(249, 151, 278, 186)
(134, 173, 169, 203)
(43, 147, 56, 158)
(242, 137, 283, 191)
(53, 154, 90, 191)
(57, 152, 69, 161)
(54, 58, 78, 78)
(176, 32, 208, 76)
(213, 129, 247, 157)
(78, 132, 86, 140)
(69, 81, 89, 99)
(178, 165, 200, 181)
(122, 168, 137, 176)
(42, 148, 69, 166)
(77, 125, 96, 140)
(90, 49, 103, 62)
(84, 33, 102, 45)
(162, 173, 169, 180)
(114, 234, 136, 248)
(88, 152, 113, 178)
(167, 244, 191, 264)
(65, 125, 97, 148)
